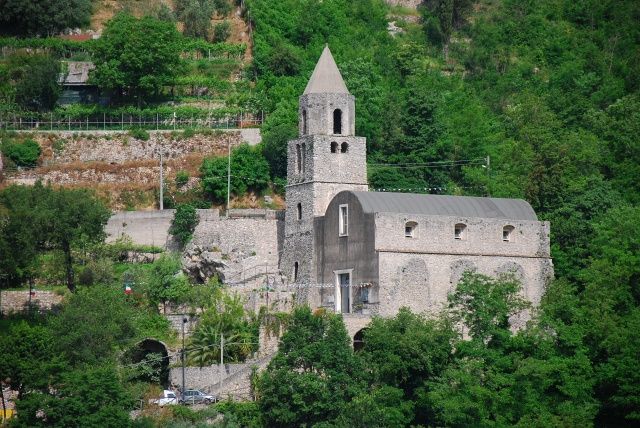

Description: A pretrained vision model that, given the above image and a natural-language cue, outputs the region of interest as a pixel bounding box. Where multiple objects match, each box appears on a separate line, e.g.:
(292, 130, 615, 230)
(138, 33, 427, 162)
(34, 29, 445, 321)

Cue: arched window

(454, 223, 467, 240)
(353, 329, 367, 352)
(503, 225, 515, 242)
(405, 221, 418, 238)
(340, 142, 349, 153)
(302, 109, 307, 135)
(294, 262, 299, 281)
(333, 109, 342, 134)
(296, 203, 302, 220)
(330, 141, 338, 153)
(296, 144, 301, 173)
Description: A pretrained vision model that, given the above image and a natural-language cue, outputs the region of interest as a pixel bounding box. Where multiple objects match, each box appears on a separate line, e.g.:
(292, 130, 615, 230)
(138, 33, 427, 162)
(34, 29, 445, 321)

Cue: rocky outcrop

(182, 246, 230, 283)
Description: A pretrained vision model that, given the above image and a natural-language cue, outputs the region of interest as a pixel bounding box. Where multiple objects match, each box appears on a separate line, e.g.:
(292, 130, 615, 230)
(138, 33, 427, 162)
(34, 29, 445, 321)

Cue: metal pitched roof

(350, 191, 538, 221)
(303, 45, 350, 95)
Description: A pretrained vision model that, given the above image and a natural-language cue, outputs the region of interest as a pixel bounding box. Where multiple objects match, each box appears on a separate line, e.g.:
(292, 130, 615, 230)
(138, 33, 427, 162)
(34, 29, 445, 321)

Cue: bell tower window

(333, 109, 342, 135)
(302, 109, 308, 135)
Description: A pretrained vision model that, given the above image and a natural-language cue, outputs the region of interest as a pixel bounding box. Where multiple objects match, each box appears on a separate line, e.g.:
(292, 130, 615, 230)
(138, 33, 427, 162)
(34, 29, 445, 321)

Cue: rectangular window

(296, 144, 301, 173)
(339, 204, 348, 236)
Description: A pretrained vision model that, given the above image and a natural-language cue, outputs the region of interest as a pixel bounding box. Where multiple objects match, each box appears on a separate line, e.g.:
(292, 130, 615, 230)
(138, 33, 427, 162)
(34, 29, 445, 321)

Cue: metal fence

(0, 112, 264, 131)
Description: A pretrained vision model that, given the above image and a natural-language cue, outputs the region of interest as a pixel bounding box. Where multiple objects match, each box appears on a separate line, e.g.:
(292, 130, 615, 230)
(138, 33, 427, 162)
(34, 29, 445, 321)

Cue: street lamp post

(181, 317, 188, 397)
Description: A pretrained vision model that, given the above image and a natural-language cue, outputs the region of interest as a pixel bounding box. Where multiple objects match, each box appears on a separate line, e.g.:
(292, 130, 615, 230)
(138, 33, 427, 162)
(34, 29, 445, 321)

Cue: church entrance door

(337, 272, 350, 314)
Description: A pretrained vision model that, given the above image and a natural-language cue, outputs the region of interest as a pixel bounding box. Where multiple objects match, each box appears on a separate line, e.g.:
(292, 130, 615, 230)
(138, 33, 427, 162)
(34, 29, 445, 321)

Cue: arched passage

(126, 339, 170, 387)
(353, 328, 367, 352)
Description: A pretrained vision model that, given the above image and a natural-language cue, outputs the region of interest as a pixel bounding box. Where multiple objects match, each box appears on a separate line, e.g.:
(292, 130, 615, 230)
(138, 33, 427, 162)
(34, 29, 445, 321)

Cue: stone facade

(0, 290, 64, 315)
(281, 46, 553, 341)
(282, 46, 368, 307)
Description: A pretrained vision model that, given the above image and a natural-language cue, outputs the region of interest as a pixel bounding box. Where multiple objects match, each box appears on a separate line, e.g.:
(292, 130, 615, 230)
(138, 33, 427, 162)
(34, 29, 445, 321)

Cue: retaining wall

(0, 290, 64, 315)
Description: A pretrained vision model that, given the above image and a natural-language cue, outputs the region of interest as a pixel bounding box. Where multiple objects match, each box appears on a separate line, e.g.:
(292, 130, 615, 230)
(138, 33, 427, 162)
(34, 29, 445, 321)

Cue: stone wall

(106, 209, 219, 250)
(0, 290, 64, 315)
(106, 210, 175, 248)
(385, 0, 422, 8)
(169, 354, 273, 400)
(377, 252, 553, 327)
(373, 212, 551, 258)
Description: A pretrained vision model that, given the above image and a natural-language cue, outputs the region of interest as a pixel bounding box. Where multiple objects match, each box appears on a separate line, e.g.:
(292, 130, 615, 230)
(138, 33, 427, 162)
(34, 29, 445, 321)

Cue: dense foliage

(0, 137, 41, 167)
(91, 14, 184, 101)
(200, 143, 270, 203)
(169, 203, 199, 246)
(0, 53, 61, 111)
(188, 286, 259, 365)
(0, 183, 110, 291)
(0, 0, 92, 36)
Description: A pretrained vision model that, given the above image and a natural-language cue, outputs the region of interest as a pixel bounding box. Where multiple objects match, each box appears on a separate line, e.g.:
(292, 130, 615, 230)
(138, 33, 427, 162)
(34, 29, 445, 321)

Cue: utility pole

(219, 333, 224, 387)
(486, 155, 491, 197)
(226, 138, 231, 218)
(159, 149, 164, 210)
(181, 317, 187, 397)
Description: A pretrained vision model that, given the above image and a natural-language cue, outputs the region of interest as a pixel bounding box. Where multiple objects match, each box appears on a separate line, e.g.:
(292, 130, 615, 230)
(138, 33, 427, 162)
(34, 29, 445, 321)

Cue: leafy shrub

(1, 138, 41, 167)
(169, 203, 199, 246)
(175, 170, 190, 187)
(212, 0, 232, 17)
(128, 128, 150, 141)
(182, 128, 196, 139)
(52, 139, 66, 153)
(213, 21, 232, 42)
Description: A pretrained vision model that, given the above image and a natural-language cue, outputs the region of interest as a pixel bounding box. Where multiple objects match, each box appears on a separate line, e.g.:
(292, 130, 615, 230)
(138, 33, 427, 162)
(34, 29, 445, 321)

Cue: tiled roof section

(303, 45, 350, 95)
(59, 61, 95, 85)
(350, 191, 538, 221)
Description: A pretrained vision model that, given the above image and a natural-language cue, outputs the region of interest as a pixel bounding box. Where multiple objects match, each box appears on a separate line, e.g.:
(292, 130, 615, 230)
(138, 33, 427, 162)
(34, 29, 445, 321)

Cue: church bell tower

(281, 45, 368, 304)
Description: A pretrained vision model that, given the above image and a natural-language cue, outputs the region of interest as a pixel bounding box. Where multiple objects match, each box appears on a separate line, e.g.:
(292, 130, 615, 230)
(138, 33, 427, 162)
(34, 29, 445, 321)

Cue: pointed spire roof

(303, 45, 350, 95)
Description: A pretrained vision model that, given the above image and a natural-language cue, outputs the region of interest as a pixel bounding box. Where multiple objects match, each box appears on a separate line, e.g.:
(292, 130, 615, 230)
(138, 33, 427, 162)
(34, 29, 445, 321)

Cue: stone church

(281, 46, 553, 331)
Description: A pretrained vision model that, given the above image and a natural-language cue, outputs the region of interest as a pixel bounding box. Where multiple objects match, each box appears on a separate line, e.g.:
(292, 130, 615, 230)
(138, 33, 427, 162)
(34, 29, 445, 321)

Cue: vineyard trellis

(0, 111, 264, 131)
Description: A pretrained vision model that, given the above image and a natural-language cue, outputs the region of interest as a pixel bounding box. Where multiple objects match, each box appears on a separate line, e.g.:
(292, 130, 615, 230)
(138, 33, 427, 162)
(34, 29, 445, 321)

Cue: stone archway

(449, 259, 477, 291)
(128, 339, 170, 387)
(353, 328, 367, 352)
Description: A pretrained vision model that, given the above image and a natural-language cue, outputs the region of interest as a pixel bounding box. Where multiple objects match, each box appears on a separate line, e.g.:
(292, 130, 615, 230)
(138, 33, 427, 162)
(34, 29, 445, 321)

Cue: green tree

(448, 272, 529, 343)
(187, 288, 257, 365)
(213, 21, 231, 42)
(260, 101, 297, 179)
(49, 285, 139, 365)
(0, 321, 66, 398)
(91, 13, 183, 101)
(4, 54, 60, 111)
(360, 308, 455, 400)
(40, 187, 111, 292)
(146, 254, 191, 313)
(180, 0, 213, 40)
(258, 307, 365, 427)
(0, 0, 92, 36)
(13, 365, 132, 428)
(0, 184, 51, 286)
(580, 205, 640, 424)
(169, 203, 199, 246)
(200, 143, 270, 203)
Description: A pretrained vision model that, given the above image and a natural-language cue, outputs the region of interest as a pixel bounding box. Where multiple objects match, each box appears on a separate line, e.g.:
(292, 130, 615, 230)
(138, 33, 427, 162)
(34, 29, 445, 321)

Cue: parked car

(150, 390, 179, 406)
(180, 389, 216, 405)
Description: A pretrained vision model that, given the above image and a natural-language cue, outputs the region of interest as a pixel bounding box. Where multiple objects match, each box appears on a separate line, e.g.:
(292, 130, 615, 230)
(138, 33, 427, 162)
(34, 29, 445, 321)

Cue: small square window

(454, 223, 466, 240)
(503, 225, 515, 242)
(405, 221, 417, 238)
